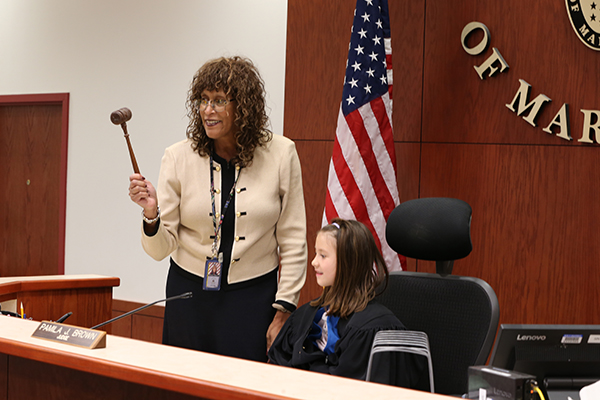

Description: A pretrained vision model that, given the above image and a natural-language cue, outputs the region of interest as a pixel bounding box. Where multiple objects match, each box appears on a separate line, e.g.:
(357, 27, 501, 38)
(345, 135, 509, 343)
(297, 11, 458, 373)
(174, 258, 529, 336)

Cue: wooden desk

(0, 317, 452, 400)
(0, 274, 119, 332)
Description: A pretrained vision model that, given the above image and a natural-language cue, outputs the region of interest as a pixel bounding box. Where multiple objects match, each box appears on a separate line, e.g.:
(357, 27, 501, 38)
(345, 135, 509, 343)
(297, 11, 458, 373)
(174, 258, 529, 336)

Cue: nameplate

(32, 321, 106, 349)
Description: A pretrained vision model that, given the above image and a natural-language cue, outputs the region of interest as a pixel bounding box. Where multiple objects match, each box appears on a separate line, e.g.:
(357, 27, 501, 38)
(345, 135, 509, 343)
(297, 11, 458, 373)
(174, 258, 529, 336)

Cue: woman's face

(200, 89, 237, 144)
(311, 232, 337, 288)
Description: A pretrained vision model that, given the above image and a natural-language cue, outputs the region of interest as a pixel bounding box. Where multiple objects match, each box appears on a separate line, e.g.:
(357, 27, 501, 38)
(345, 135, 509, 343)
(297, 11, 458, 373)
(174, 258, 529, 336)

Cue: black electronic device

(468, 365, 536, 400)
(489, 324, 600, 399)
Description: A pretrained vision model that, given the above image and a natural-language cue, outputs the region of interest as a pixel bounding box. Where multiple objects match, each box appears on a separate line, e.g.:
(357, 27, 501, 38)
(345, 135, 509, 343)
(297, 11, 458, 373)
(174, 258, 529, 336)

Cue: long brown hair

(185, 56, 272, 166)
(310, 218, 389, 318)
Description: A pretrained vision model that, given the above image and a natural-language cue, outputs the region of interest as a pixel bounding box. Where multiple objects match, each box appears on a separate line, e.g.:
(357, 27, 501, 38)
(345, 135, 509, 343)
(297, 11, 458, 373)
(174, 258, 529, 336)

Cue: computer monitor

(489, 324, 600, 399)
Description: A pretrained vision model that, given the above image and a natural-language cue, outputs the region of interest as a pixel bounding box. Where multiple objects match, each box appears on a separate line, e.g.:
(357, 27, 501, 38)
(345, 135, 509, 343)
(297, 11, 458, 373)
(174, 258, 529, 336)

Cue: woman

(128, 56, 307, 362)
(268, 219, 426, 387)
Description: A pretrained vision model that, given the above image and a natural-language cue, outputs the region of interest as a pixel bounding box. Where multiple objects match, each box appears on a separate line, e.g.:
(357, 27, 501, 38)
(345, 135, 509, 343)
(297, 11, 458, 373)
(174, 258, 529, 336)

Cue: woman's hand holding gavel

(129, 173, 159, 230)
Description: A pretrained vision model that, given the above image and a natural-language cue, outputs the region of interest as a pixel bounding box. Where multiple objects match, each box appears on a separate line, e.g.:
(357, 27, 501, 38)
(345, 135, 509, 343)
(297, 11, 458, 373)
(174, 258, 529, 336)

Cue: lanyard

(209, 153, 242, 258)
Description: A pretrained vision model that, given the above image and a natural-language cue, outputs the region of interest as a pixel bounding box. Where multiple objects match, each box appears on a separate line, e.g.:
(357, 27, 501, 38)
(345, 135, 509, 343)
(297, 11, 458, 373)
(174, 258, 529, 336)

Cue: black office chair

(375, 197, 500, 396)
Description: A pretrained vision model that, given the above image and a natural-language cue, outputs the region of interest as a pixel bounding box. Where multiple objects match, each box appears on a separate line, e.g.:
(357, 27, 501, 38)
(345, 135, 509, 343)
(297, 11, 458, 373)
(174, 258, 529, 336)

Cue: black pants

(163, 258, 278, 362)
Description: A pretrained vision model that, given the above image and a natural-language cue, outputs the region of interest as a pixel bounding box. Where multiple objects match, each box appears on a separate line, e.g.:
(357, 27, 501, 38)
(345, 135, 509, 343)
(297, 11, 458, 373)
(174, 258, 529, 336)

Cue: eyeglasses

(198, 98, 234, 112)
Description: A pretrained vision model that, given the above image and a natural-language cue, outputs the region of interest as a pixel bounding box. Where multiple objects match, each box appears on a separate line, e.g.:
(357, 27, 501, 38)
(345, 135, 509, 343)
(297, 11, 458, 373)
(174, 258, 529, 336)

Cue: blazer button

(235, 236, 240, 242)
(215, 165, 221, 172)
(215, 189, 221, 194)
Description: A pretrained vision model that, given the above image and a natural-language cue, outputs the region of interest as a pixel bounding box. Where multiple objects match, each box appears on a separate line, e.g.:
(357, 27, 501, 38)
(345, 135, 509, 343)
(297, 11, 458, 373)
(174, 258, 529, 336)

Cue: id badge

(203, 258, 222, 291)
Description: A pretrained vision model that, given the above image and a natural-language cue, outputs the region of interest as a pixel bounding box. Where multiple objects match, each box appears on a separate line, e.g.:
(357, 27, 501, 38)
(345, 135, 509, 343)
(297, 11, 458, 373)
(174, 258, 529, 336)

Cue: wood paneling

(0, 354, 6, 400)
(8, 356, 201, 400)
(111, 299, 164, 343)
(20, 288, 113, 330)
(286, 0, 425, 305)
(110, 308, 133, 338)
(284, 2, 354, 142)
(0, 276, 118, 334)
(284, 0, 424, 143)
(418, 143, 600, 324)
(296, 141, 332, 305)
(423, 1, 600, 145)
(285, 0, 600, 328)
(395, 142, 422, 271)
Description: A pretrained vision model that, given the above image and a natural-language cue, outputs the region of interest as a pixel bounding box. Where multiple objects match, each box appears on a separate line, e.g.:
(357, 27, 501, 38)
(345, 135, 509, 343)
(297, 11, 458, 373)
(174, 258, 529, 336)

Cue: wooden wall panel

(295, 140, 332, 305)
(0, 354, 6, 400)
(284, 0, 424, 142)
(18, 287, 113, 333)
(284, 1, 352, 142)
(286, 0, 425, 306)
(423, 0, 600, 145)
(395, 142, 422, 272)
(418, 143, 600, 325)
(132, 314, 164, 344)
(285, 0, 600, 329)
(7, 356, 200, 400)
(111, 299, 164, 343)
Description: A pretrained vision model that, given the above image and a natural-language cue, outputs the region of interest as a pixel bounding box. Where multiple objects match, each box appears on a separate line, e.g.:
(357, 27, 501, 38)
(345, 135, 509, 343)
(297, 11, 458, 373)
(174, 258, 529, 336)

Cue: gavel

(110, 107, 140, 174)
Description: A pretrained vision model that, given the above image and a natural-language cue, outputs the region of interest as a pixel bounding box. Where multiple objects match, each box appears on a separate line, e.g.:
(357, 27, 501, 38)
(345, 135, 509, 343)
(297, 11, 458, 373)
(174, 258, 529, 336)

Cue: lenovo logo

(516, 334, 546, 341)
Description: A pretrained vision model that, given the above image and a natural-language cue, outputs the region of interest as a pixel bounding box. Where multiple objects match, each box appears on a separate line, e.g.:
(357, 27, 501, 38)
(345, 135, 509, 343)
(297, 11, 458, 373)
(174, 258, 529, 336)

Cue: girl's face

(311, 232, 337, 287)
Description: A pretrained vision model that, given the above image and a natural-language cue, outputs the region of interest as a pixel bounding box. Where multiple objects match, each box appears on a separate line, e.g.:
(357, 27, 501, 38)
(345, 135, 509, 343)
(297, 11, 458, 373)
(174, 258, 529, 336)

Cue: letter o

(461, 22, 491, 56)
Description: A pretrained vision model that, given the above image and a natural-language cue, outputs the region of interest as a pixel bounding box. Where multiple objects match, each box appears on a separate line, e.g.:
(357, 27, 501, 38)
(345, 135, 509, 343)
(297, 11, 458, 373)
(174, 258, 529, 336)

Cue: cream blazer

(141, 134, 308, 307)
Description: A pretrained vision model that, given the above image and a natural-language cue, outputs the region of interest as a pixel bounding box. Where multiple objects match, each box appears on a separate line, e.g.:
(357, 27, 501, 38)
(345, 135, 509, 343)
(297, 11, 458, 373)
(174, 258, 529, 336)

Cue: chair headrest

(386, 197, 473, 262)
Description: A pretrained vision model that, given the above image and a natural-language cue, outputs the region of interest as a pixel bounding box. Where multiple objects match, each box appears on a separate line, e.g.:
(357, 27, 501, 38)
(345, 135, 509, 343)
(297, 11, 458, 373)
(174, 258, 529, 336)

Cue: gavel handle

(121, 123, 140, 174)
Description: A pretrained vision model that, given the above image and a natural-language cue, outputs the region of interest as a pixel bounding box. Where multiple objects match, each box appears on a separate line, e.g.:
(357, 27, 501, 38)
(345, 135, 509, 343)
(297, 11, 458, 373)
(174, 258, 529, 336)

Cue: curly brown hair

(185, 56, 272, 166)
(310, 218, 390, 318)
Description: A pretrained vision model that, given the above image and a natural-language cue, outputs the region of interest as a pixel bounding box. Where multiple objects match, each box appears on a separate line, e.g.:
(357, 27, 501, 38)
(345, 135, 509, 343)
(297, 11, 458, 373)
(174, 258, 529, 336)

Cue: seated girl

(268, 218, 426, 388)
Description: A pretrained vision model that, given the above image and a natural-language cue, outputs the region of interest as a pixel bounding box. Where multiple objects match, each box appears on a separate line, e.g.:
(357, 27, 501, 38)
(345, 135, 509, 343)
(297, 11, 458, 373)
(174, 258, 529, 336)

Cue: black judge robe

(268, 300, 428, 389)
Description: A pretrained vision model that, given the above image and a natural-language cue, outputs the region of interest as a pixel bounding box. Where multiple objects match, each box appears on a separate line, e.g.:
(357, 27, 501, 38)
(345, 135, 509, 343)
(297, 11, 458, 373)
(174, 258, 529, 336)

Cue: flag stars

(342, 0, 391, 115)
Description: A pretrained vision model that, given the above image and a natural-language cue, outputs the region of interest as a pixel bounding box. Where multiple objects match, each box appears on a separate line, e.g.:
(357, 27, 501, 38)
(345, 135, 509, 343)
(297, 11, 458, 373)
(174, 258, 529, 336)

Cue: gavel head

(110, 108, 132, 125)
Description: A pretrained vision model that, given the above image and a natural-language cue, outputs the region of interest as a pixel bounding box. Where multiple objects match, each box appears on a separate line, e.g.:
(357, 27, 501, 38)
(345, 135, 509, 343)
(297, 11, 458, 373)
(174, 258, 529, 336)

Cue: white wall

(0, 0, 288, 303)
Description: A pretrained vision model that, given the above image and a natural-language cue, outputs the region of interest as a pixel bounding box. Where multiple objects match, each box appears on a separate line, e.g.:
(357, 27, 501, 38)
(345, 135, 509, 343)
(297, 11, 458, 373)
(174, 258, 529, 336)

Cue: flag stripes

(323, 0, 405, 270)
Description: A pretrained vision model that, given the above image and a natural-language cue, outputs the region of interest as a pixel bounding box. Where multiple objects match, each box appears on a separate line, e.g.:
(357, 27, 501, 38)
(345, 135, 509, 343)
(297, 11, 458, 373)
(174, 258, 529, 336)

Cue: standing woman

(128, 56, 307, 362)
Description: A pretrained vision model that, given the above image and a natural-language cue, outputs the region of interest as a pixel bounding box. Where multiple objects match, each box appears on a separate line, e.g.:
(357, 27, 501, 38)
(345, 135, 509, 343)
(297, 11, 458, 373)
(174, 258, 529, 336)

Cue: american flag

(323, 0, 405, 271)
